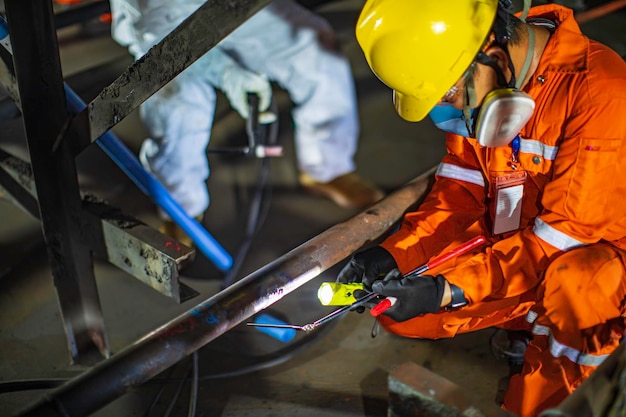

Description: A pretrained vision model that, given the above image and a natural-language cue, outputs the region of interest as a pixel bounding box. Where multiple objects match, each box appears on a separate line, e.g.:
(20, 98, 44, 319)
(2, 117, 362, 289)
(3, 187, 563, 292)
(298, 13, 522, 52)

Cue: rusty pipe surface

(14, 167, 437, 417)
(575, 0, 626, 24)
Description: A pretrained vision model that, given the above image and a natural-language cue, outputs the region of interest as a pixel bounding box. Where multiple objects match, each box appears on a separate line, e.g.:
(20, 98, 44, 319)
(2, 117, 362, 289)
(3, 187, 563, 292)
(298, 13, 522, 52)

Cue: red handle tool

(370, 235, 486, 317)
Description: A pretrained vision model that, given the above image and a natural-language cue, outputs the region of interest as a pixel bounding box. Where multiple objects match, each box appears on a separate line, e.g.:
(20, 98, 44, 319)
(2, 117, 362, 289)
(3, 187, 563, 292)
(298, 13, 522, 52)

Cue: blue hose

(0, 16, 232, 271)
(65, 88, 233, 272)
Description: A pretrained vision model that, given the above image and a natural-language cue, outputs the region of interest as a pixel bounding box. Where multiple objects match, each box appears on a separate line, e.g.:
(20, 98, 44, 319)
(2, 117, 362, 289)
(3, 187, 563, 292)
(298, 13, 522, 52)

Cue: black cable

(220, 157, 272, 289)
(162, 367, 190, 417)
(187, 351, 198, 417)
(143, 384, 167, 417)
(143, 365, 180, 417)
(221, 98, 279, 289)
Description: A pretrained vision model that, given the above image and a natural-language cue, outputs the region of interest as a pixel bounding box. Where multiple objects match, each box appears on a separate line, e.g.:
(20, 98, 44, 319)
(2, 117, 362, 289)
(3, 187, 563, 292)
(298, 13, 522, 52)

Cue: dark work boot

(490, 328, 531, 405)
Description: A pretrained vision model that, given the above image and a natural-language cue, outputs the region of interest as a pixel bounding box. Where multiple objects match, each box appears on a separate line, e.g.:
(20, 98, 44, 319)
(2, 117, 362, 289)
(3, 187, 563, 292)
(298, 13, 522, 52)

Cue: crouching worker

(337, 0, 626, 416)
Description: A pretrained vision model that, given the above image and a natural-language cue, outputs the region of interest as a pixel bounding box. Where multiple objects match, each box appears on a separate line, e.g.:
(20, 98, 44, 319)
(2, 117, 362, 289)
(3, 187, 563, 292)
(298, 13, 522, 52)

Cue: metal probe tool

(247, 235, 486, 332)
(247, 291, 380, 333)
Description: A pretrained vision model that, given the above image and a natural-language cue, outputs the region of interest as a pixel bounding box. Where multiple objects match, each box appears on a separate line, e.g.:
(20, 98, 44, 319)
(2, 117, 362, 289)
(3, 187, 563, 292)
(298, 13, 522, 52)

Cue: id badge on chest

(491, 171, 527, 235)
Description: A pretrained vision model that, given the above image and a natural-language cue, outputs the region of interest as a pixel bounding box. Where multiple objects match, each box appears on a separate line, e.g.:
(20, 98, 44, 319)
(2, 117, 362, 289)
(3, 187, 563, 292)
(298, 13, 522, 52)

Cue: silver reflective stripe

(532, 323, 609, 367)
(436, 163, 485, 187)
(533, 218, 585, 251)
(526, 310, 539, 324)
(520, 139, 559, 160)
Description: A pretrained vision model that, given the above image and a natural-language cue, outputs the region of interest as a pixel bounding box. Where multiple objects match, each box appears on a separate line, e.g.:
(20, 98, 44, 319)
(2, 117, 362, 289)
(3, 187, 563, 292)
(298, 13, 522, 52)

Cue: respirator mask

(429, 5, 536, 148)
(430, 88, 535, 147)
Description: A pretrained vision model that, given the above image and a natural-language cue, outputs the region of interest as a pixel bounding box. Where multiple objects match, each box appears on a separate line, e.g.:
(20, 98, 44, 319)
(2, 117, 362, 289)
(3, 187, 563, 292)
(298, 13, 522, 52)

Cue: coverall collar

(525, 4, 589, 76)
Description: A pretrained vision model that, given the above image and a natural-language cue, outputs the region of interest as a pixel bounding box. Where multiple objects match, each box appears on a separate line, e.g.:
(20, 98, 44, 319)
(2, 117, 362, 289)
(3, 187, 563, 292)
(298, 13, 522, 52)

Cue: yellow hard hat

(356, 0, 499, 122)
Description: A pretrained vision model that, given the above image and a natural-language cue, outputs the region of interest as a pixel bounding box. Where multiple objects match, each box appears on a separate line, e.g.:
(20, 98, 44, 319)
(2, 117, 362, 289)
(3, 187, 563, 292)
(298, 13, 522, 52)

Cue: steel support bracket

(0, 149, 197, 303)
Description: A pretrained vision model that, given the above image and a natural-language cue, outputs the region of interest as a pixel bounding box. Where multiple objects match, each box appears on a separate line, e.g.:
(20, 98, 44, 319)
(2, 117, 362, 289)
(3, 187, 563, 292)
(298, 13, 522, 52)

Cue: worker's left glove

(371, 271, 446, 322)
(337, 246, 398, 290)
(221, 66, 272, 120)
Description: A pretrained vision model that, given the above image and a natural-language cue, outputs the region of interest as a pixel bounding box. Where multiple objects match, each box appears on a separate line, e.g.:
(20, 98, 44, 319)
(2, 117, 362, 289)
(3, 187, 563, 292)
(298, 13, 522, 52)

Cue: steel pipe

(14, 166, 437, 417)
(575, 0, 626, 24)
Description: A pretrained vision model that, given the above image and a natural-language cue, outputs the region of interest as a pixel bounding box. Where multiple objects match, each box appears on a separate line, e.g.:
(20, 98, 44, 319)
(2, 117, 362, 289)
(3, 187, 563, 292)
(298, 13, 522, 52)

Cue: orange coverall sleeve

(380, 134, 488, 273)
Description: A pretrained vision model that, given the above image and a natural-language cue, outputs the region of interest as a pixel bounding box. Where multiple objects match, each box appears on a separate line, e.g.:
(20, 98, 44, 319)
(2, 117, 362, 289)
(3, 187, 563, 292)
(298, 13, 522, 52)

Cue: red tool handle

(370, 235, 486, 317)
(425, 235, 486, 271)
(370, 297, 396, 317)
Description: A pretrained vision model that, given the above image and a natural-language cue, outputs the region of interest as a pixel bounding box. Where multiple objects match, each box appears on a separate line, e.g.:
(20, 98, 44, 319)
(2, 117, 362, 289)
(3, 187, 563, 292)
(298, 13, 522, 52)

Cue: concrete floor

(1, 1, 625, 416)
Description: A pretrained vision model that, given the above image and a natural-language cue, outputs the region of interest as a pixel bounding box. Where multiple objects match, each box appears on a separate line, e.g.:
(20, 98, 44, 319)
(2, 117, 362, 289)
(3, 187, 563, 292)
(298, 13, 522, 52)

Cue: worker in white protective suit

(109, 0, 384, 245)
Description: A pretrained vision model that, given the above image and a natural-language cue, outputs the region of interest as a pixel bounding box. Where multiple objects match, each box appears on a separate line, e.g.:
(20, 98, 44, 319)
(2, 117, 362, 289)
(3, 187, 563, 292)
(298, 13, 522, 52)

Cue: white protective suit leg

(139, 68, 217, 219)
(217, 0, 359, 183)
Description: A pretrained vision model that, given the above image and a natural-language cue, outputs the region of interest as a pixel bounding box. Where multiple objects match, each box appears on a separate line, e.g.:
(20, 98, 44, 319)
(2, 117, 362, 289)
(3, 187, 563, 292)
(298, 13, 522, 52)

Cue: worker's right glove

(220, 66, 272, 120)
(336, 246, 398, 291)
(371, 273, 446, 322)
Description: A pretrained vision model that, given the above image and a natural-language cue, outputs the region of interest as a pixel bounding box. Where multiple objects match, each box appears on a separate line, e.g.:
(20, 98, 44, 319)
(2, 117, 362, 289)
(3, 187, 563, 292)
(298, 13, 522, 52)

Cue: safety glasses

(439, 64, 474, 104)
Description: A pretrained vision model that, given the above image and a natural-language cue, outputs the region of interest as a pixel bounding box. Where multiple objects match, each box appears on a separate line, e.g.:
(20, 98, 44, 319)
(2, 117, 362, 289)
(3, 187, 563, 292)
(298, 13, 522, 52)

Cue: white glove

(220, 66, 272, 119)
(109, 0, 141, 48)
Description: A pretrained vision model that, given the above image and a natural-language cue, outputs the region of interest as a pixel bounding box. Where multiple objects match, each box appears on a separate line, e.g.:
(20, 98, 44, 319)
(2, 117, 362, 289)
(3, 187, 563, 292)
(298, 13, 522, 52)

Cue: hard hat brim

(393, 90, 436, 122)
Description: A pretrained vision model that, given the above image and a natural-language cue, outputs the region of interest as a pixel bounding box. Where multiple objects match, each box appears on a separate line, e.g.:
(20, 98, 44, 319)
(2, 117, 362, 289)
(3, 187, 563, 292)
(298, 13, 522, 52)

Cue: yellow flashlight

(317, 282, 364, 306)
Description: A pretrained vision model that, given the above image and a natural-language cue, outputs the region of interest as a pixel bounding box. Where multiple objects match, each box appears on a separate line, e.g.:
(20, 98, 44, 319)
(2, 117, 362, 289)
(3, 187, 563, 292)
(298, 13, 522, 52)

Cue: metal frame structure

(2, 0, 624, 416)
(5, 0, 111, 365)
(0, 0, 270, 366)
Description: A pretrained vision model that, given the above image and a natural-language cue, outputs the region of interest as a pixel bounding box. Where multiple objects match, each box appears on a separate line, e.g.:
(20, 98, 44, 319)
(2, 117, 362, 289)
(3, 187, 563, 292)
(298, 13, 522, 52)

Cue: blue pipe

(0, 18, 232, 271)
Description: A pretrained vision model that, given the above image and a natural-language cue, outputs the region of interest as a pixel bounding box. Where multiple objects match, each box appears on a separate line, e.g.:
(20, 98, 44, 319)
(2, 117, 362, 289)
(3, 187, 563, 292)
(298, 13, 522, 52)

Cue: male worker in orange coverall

(337, 0, 626, 416)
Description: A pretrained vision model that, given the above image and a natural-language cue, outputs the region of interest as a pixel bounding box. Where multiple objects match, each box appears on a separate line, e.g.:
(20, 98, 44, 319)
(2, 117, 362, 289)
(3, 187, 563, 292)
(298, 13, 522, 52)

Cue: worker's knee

(543, 244, 623, 297)
(539, 244, 626, 330)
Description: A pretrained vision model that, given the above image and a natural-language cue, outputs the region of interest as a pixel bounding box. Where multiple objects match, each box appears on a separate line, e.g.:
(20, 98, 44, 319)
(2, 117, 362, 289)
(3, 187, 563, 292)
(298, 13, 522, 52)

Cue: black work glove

(336, 246, 398, 290)
(371, 272, 446, 322)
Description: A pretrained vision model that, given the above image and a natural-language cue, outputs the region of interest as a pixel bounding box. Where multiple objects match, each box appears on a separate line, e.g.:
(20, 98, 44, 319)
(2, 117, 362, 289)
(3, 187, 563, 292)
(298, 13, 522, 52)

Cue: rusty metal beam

(5, 0, 109, 365)
(388, 361, 515, 417)
(0, 149, 197, 303)
(14, 166, 437, 417)
(67, 0, 271, 152)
